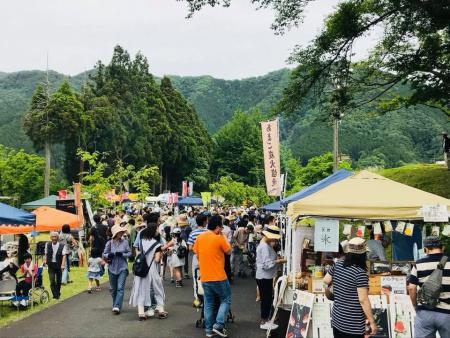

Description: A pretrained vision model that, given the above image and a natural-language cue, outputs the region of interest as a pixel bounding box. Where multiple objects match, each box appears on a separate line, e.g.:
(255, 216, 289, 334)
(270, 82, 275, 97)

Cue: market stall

(273, 171, 450, 338)
(0, 202, 36, 235)
(21, 195, 58, 210)
(33, 206, 81, 232)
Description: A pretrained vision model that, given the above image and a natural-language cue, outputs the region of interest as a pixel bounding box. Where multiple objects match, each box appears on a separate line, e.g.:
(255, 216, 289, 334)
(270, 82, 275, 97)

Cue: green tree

(211, 110, 264, 185)
(0, 145, 62, 205)
(182, 0, 450, 115)
(210, 176, 270, 206)
(300, 152, 352, 186)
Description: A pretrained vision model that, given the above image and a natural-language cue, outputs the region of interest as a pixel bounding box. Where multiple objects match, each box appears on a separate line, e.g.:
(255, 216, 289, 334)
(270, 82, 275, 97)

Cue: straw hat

(136, 222, 147, 230)
(165, 216, 176, 227)
(111, 224, 127, 239)
(177, 214, 189, 227)
(347, 237, 369, 254)
(262, 225, 281, 240)
(226, 215, 236, 221)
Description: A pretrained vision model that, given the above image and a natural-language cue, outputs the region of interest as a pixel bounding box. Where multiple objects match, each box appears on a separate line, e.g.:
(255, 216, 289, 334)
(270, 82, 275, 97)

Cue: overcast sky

(0, 0, 376, 79)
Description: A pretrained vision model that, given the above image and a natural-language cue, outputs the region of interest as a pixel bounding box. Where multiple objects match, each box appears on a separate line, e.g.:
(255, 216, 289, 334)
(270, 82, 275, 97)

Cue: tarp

(260, 200, 283, 212)
(178, 196, 217, 206)
(21, 195, 57, 210)
(0, 203, 36, 235)
(281, 169, 352, 206)
(33, 206, 81, 232)
(287, 170, 450, 220)
(260, 169, 353, 211)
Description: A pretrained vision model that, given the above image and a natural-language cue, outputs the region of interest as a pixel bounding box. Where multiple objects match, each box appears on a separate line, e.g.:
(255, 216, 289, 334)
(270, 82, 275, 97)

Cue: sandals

(87, 288, 92, 294)
(95, 287, 102, 292)
(138, 314, 147, 321)
(155, 310, 168, 319)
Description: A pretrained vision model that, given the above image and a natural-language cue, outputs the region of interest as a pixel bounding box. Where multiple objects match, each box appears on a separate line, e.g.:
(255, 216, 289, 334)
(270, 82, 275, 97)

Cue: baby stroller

(244, 251, 256, 278)
(195, 276, 234, 328)
(24, 267, 49, 306)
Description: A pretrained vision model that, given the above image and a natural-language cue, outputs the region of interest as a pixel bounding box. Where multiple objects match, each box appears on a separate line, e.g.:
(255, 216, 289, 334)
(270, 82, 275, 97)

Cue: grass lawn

(0, 263, 109, 328)
(379, 163, 450, 199)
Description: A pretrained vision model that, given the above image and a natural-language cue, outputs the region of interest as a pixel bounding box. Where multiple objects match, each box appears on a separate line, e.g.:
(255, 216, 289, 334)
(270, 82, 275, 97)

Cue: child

(167, 228, 187, 288)
(87, 248, 104, 293)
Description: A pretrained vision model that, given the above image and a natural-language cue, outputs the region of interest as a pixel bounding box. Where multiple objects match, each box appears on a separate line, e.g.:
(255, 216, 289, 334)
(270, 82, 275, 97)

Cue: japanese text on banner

(261, 119, 281, 196)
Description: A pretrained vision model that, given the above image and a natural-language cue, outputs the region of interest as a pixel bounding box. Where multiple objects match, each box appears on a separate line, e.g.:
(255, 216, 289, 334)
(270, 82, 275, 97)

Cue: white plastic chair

(0, 278, 17, 316)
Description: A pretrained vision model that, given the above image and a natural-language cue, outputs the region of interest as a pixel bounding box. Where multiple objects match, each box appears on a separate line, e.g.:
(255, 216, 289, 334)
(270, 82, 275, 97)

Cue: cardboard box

(308, 277, 325, 293)
(369, 275, 381, 295)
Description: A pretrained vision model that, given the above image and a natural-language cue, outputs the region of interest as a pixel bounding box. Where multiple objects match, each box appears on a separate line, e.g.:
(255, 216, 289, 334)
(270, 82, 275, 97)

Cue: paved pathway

(1, 275, 265, 338)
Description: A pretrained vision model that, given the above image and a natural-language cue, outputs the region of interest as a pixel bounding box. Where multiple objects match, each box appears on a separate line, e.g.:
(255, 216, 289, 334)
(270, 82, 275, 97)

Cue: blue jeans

(108, 269, 128, 310)
(415, 309, 450, 338)
(203, 280, 231, 333)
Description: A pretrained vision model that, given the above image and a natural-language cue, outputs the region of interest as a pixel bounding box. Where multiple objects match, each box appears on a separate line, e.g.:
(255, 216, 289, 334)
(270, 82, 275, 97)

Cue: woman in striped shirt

(323, 237, 377, 338)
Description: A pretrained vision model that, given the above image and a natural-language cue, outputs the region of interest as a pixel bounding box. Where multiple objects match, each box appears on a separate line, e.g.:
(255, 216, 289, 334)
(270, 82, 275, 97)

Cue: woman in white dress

(129, 224, 167, 320)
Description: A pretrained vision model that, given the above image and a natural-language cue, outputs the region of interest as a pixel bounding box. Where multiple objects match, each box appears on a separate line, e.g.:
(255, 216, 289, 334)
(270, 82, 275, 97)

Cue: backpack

(418, 255, 448, 309)
(132, 240, 159, 278)
(177, 241, 188, 259)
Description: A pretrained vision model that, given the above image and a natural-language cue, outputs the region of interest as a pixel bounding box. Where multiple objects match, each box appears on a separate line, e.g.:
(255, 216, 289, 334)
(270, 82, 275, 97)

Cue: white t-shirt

(45, 242, 67, 263)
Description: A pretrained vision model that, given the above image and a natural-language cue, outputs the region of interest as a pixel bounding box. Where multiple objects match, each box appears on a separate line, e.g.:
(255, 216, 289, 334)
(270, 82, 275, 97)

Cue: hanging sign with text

(314, 218, 339, 252)
(422, 205, 449, 222)
(261, 119, 281, 196)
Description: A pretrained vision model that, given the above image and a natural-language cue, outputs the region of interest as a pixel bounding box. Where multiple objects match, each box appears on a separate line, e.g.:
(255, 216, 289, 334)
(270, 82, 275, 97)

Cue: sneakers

(145, 308, 155, 318)
(112, 307, 120, 314)
(20, 299, 28, 307)
(175, 281, 183, 288)
(12, 300, 19, 307)
(206, 333, 216, 337)
(260, 321, 278, 330)
(212, 327, 228, 337)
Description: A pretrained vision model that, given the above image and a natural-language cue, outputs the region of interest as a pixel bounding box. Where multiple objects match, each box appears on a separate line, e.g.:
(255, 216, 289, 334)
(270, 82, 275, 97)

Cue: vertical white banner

(261, 119, 281, 196)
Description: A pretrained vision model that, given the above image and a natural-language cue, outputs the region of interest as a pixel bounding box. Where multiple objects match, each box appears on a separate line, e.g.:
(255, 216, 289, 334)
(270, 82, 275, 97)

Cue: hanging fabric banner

(74, 183, 83, 226)
(188, 181, 194, 196)
(201, 192, 211, 207)
(261, 119, 281, 196)
(182, 181, 188, 198)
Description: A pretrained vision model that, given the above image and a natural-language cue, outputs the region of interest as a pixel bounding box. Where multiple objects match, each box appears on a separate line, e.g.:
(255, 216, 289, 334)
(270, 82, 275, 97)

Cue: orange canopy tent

(33, 206, 81, 232)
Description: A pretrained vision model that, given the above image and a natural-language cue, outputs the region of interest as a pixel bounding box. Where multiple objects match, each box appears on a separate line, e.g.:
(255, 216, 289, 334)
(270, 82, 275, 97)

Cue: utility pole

(43, 54, 51, 197)
(333, 113, 340, 173)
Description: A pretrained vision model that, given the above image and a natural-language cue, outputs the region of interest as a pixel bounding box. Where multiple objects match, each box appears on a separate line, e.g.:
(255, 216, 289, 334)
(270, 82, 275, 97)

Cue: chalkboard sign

(56, 199, 77, 215)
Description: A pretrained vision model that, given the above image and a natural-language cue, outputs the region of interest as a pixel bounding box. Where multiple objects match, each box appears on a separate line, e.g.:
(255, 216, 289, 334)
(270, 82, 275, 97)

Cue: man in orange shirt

(194, 215, 232, 338)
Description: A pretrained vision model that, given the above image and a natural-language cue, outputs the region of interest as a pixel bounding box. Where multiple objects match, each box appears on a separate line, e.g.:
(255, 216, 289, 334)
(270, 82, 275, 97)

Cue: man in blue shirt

(188, 213, 208, 302)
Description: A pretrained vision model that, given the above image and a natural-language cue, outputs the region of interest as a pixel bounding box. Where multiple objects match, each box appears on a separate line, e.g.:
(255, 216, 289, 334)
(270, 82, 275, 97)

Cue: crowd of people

(1, 203, 449, 338)
(80, 205, 286, 337)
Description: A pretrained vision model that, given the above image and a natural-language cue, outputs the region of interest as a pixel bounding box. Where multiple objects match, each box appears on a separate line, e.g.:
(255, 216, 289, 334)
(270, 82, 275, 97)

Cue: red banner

(58, 190, 67, 200)
(182, 181, 188, 198)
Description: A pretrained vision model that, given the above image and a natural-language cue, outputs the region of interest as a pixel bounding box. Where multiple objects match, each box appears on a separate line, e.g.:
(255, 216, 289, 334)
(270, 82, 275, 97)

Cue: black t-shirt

(91, 223, 107, 251)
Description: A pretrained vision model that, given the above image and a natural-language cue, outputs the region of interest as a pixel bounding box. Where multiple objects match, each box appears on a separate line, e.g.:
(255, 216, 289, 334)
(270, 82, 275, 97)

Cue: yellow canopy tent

(287, 170, 450, 220)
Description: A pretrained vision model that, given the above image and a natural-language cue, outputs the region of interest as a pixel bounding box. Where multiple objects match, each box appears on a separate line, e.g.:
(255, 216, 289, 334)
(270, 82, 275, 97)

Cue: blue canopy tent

(260, 201, 283, 212)
(260, 169, 353, 211)
(178, 196, 217, 206)
(0, 202, 36, 234)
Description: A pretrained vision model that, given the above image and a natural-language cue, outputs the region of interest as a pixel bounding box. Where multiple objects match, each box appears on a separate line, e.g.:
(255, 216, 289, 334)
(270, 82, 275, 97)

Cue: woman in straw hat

(103, 224, 131, 314)
(255, 225, 286, 330)
(323, 237, 377, 338)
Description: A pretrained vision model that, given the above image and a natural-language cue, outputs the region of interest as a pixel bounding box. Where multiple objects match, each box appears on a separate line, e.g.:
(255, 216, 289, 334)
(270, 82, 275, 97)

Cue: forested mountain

(0, 67, 448, 171)
(169, 69, 291, 132)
